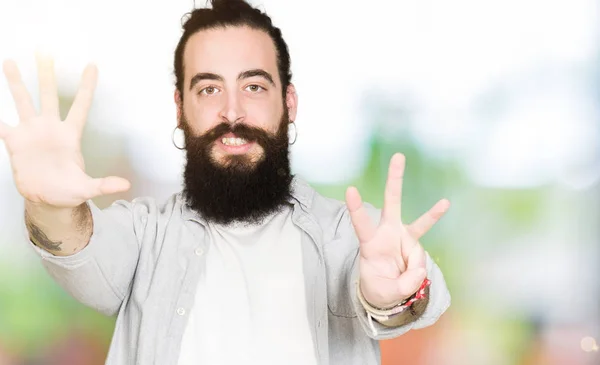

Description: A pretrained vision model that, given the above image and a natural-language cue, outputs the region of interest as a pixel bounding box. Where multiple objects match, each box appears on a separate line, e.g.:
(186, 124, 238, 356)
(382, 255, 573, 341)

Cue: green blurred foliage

(0, 263, 114, 357)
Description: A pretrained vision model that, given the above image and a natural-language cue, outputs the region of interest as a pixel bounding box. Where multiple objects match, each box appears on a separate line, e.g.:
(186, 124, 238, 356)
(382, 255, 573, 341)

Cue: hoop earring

(289, 121, 298, 145)
(172, 126, 185, 150)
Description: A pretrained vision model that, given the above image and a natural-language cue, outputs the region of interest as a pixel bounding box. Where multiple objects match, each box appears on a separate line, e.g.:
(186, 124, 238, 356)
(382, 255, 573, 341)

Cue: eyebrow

(238, 69, 275, 86)
(189, 69, 276, 91)
(189, 73, 223, 91)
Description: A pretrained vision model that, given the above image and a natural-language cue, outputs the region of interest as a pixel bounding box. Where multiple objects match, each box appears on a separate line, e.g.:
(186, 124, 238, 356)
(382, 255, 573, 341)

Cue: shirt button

(317, 320, 322, 328)
(194, 248, 204, 256)
(177, 307, 186, 316)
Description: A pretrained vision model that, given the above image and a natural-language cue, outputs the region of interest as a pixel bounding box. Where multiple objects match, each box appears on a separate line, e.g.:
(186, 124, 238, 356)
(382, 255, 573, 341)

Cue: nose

(219, 90, 245, 125)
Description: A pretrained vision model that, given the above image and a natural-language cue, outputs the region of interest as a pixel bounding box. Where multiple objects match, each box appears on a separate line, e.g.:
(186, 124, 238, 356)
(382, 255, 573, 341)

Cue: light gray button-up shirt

(31, 177, 451, 364)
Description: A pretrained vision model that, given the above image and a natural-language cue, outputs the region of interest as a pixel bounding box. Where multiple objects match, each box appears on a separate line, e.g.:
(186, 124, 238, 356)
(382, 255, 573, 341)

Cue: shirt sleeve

(26, 198, 151, 317)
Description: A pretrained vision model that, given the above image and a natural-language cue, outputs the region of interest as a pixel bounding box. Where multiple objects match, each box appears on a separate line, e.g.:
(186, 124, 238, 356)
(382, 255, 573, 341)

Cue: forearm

(24, 200, 93, 256)
(28, 199, 147, 316)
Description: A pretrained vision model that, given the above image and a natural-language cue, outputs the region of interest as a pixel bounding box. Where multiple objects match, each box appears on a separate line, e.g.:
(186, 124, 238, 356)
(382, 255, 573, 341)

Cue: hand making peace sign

(346, 153, 450, 309)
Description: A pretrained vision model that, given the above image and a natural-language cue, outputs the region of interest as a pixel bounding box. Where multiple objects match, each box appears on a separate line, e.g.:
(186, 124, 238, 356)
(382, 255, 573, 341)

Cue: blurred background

(0, 0, 599, 364)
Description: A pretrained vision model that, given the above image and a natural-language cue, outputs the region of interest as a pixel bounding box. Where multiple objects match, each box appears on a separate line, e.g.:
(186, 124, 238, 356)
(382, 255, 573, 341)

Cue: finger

(36, 53, 60, 118)
(346, 186, 376, 243)
(3, 60, 37, 121)
(86, 176, 131, 199)
(396, 267, 427, 299)
(407, 198, 450, 240)
(404, 241, 426, 271)
(381, 153, 405, 224)
(66, 64, 98, 131)
(0, 119, 14, 139)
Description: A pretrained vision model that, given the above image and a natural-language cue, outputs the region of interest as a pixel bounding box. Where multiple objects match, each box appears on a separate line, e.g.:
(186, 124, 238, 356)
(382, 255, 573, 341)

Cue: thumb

(88, 176, 131, 198)
(0, 119, 12, 139)
(396, 267, 427, 300)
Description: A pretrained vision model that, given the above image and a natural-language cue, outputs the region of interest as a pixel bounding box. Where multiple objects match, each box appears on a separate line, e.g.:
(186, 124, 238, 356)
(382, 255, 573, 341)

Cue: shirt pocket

(323, 238, 359, 318)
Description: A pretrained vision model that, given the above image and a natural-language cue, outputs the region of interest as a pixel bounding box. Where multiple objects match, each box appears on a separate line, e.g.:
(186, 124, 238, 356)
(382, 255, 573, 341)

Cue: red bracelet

(400, 278, 430, 307)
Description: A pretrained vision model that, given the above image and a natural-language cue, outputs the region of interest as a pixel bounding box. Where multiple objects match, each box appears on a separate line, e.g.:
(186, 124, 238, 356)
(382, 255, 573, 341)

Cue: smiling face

(176, 25, 297, 168)
(176, 25, 298, 224)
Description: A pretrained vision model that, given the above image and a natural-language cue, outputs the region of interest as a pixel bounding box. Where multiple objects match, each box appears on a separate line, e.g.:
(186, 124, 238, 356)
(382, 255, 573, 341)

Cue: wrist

(357, 278, 431, 320)
(25, 200, 87, 223)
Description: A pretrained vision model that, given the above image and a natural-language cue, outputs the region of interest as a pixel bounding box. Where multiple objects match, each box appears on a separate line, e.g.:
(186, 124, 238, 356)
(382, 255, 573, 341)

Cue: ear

(285, 84, 298, 122)
(174, 89, 183, 128)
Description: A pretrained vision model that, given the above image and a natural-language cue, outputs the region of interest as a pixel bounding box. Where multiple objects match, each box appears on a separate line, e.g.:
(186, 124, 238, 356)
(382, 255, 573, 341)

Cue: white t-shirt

(177, 206, 317, 365)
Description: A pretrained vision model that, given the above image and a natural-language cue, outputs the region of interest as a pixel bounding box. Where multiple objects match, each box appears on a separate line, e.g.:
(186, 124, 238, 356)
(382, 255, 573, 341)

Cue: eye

(199, 86, 220, 96)
(245, 84, 265, 93)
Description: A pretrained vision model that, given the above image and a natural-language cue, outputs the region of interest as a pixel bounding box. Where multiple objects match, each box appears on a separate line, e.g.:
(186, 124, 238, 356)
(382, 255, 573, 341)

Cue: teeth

(221, 137, 248, 146)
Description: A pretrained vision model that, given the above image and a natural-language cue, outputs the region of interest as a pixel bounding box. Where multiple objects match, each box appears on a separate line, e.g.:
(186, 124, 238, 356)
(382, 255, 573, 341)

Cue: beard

(181, 111, 293, 225)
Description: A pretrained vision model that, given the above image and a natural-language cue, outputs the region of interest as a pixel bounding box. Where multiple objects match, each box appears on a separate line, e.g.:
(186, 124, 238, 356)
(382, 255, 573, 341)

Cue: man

(0, 0, 451, 364)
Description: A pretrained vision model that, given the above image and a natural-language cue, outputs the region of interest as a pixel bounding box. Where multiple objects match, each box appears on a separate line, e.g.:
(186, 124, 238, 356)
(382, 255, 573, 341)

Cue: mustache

(198, 122, 288, 148)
